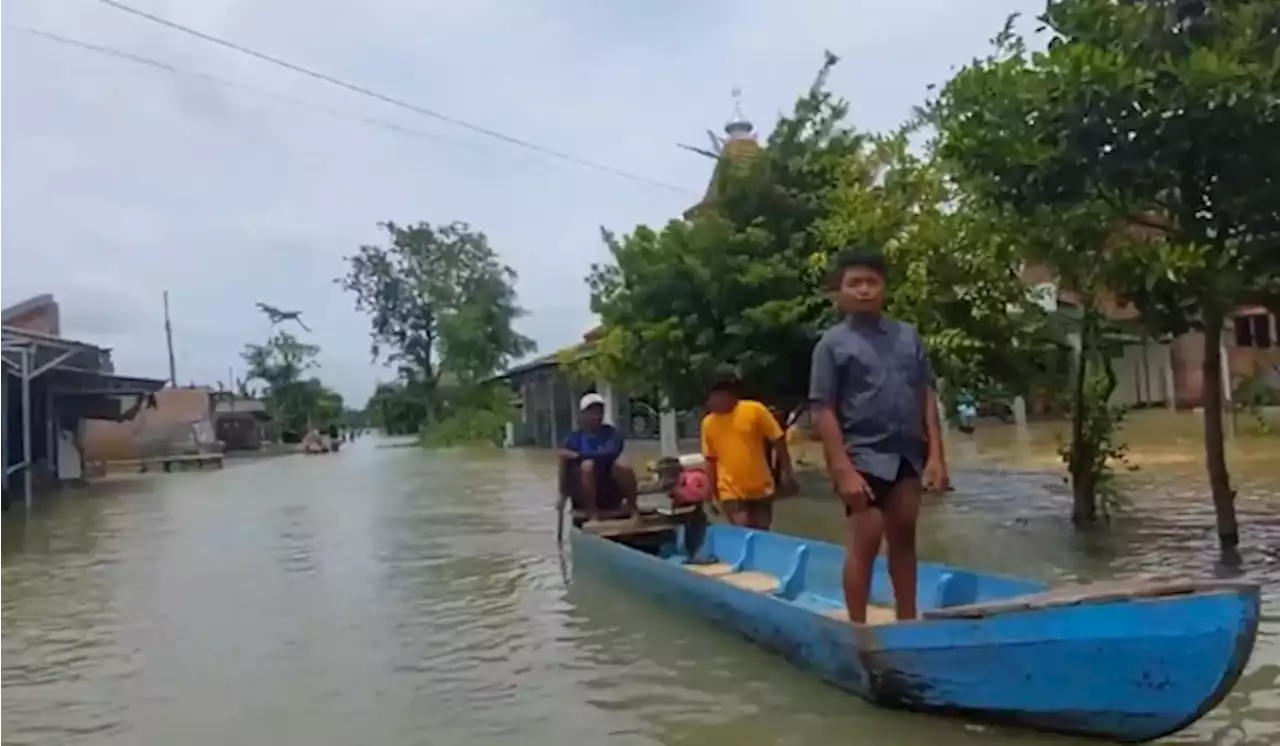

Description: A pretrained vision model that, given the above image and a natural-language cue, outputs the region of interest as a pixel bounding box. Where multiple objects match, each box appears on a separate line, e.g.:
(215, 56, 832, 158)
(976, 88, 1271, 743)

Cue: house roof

(2, 293, 58, 326)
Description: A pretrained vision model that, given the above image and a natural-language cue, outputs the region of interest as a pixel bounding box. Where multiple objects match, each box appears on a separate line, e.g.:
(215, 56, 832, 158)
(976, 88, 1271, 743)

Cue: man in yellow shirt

(700, 372, 797, 530)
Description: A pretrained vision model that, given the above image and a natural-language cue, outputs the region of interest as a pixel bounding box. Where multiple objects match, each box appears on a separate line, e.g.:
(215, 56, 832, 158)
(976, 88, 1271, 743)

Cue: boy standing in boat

(558, 393, 638, 522)
(700, 371, 797, 530)
(809, 250, 948, 622)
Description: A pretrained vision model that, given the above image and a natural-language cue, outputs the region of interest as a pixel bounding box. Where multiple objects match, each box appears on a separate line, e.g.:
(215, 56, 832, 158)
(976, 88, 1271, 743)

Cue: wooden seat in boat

(683, 563, 782, 593)
(719, 571, 782, 594)
(685, 562, 735, 578)
(822, 605, 898, 626)
(920, 577, 1251, 620)
(682, 559, 896, 623)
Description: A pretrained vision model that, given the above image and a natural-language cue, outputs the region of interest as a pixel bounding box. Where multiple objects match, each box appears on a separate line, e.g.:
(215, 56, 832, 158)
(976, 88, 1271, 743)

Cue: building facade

(3, 295, 167, 505)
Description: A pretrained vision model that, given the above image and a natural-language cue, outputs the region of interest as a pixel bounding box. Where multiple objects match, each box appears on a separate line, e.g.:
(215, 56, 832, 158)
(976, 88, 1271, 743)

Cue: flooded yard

(3, 416, 1277, 745)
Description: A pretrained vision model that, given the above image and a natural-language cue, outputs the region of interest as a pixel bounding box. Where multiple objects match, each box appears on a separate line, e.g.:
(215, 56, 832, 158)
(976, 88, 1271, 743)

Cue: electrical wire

(95, 0, 689, 194)
(6, 24, 493, 155)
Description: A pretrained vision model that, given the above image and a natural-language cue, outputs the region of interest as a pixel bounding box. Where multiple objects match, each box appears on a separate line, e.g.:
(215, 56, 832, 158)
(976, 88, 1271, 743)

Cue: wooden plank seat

(922, 577, 1253, 620)
(682, 562, 781, 593)
(684, 562, 735, 578)
(579, 516, 679, 538)
(718, 571, 782, 594)
(821, 605, 899, 626)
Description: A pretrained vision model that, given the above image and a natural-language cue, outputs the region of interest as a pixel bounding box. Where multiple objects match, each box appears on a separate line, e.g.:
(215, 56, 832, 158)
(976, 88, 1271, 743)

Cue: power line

(95, 0, 689, 195)
(6, 24, 491, 154)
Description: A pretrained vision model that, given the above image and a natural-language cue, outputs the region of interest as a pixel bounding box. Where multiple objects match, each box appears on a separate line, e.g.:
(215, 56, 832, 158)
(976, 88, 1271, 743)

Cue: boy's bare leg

(745, 500, 774, 530)
(721, 500, 749, 526)
(843, 507, 884, 624)
(611, 463, 639, 514)
(578, 461, 599, 517)
(883, 478, 923, 620)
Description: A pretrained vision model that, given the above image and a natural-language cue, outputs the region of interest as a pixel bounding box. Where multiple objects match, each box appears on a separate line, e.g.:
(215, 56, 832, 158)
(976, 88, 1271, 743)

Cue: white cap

(579, 392, 607, 411)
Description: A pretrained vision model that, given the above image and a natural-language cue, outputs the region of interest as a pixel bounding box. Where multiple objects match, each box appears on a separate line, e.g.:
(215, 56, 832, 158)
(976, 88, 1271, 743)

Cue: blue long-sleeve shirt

(563, 424, 624, 466)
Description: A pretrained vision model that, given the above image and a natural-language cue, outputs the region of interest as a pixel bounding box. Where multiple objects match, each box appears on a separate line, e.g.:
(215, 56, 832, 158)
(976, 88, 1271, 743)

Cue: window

(1234, 313, 1274, 349)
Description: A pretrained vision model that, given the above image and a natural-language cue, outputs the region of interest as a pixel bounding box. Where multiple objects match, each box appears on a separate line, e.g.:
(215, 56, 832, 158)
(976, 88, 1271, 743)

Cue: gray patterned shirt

(808, 315, 935, 481)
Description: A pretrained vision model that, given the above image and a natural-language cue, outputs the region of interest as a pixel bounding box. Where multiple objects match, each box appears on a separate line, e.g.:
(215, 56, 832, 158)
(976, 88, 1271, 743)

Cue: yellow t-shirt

(700, 400, 785, 502)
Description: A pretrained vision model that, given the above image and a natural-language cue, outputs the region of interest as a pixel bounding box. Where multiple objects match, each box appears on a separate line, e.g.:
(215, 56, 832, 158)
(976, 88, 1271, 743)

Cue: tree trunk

(1069, 313, 1096, 526)
(1200, 316, 1239, 551)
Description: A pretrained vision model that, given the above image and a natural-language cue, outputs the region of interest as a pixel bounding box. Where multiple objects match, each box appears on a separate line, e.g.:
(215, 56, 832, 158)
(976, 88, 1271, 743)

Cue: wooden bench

(89, 452, 225, 475)
(922, 577, 1254, 620)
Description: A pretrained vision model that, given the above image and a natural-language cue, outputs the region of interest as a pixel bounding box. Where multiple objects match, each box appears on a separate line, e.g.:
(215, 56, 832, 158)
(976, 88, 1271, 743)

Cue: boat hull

(569, 525, 1260, 743)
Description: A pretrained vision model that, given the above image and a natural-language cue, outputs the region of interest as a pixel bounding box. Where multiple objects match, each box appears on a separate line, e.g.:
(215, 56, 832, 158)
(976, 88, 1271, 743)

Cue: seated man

(558, 393, 638, 524)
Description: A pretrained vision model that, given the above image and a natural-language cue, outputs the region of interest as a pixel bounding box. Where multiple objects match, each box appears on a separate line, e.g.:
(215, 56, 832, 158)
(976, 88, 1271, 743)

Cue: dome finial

(724, 86, 754, 141)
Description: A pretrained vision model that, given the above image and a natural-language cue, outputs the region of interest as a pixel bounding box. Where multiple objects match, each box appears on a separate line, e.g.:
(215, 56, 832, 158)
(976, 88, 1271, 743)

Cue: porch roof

(2, 324, 115, 377)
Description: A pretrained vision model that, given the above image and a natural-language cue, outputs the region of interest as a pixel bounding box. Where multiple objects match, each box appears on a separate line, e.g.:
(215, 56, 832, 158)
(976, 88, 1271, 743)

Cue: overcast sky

(2, 0, 1039, 405)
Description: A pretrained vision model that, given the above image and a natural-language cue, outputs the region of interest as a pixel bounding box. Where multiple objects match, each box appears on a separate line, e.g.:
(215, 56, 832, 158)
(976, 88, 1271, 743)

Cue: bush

(419, 383, 514, 448)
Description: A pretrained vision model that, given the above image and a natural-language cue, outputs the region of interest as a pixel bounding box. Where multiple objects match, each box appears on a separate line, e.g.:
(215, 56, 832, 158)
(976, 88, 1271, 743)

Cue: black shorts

(561, 460, 623, 515)
(844, 459, 918, 516)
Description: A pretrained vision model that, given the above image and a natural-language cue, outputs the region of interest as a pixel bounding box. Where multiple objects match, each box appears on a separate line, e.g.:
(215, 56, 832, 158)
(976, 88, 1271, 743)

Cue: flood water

(3, 417, 1278, 745)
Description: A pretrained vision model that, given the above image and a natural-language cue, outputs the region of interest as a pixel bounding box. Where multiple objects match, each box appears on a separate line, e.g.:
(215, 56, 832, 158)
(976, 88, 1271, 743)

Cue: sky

(2, 0, 1041, 405)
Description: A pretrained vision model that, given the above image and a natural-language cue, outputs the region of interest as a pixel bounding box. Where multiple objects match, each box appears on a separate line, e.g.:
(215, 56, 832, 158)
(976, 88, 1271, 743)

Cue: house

(3, 294, 167, 506)
(1020, 262, 1280, 410)
(80, 386, 223, 464)
(211, 392, 275, 451)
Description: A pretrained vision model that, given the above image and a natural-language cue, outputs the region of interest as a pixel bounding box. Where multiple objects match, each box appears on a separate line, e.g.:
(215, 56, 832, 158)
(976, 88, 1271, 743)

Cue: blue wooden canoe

(570, 521, 1260, 742)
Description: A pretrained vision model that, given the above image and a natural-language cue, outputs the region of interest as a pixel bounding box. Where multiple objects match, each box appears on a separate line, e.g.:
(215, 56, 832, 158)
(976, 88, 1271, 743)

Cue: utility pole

(163, 291, 177, 387)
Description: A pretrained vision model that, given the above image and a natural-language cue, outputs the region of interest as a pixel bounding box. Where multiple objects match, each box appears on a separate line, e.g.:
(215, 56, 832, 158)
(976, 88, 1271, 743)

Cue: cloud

(2, 0, 1041, 403)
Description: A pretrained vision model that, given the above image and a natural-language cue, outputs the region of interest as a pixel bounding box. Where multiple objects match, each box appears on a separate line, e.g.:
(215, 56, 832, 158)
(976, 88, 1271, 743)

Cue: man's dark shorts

(844, 458, 918, 516)
(562, 460, 623, 527)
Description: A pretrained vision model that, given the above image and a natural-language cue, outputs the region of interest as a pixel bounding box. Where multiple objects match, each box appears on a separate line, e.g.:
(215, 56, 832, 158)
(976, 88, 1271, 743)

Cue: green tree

(580, 53, 865, 411)
(931, 1, 1280, 550)
(365, 369, 432, 436)
(242, 330, 343, 435)
(1013, 205, 1142, 524)
(817, 132, 1055, 409)
(582, 53, 1051, 414)
(338, 221, 537, 417)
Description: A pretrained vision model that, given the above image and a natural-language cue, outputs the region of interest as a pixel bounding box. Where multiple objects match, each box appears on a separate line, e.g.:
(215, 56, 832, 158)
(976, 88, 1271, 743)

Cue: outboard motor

(655, 453, 713, 561)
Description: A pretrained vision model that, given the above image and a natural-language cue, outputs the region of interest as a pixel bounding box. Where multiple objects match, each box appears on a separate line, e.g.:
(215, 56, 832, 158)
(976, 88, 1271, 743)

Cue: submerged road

(3, 435, 1277, 745)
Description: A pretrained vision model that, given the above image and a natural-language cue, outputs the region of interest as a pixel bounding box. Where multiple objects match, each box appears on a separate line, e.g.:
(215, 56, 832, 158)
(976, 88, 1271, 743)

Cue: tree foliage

(581, 53, 1052, 412)
(339, 221, 536, 384)
(818, 133, 1056, 404)
(364, 367, 432, 436)
(241, 330, 343, 436)
(581, 55, 876, 411)
(930, 0, 1280, 548)
(339, 220, 536, 425)
(340, 220, 535, 442)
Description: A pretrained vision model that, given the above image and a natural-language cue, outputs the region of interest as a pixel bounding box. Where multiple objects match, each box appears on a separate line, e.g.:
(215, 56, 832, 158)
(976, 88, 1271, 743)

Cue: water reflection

(2, 423, 1276, 745)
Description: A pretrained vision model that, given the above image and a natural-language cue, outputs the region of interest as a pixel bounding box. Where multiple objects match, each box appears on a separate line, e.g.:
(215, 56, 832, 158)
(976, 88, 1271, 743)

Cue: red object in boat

(672, 467, 711, 506)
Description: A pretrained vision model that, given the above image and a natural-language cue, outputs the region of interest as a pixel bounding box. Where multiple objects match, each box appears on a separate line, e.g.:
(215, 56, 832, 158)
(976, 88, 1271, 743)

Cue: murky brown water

(3, 420, 1278, 745)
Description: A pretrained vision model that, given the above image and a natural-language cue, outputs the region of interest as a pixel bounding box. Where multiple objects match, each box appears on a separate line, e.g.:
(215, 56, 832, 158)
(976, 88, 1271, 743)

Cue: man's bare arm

(705, 457, 721, 508)
(809, 338, 855, 480)
(772, 436, 794, 477)
(813, 405, 854, 480)
(923, 385, 945, 467)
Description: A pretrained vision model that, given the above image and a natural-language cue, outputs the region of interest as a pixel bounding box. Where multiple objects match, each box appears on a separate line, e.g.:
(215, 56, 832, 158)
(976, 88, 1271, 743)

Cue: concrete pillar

(1220, 336, 1233, 405)
(659, 397, 678, 458)
(503, 422, 515, 448)
(1011, 396, 1028, 428)
(21, 349, 32, 508)
(46, 389, 57, 481)
(1, 369, 8, 493)
(548, 375, 560, 448)
(596, 379, 618, 427)
(1165, 341, 1177, 411)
